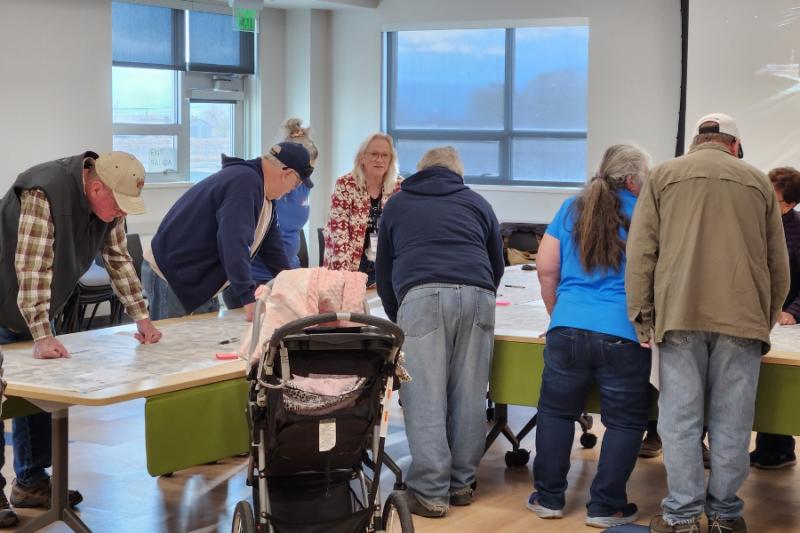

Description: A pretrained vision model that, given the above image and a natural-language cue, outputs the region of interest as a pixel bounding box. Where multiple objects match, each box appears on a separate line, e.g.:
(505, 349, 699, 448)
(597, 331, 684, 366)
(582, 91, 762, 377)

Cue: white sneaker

(526, 492, 563, 519)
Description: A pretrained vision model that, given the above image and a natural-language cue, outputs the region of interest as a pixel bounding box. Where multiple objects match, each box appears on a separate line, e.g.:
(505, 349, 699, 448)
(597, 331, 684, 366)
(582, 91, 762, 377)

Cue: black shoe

(749, 449, 762, 465)
(0, 491, 19, 528)
(407, 491, 447, 518)
(752, 451, 797, 470)
(10, 479, 83, 509)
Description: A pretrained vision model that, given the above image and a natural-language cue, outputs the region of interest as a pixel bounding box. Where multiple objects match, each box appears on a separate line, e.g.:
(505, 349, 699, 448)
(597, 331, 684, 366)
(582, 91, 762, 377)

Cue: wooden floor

(2, 400, 799, 532)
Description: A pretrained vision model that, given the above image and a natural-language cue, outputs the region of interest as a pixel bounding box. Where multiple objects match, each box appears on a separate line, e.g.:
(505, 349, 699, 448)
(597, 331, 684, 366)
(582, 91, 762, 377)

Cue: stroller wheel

(504, 448, 530, 468)
(231, 500, 256, 533)
(580, 432, 598, 449)
(381, 491, 415, 532)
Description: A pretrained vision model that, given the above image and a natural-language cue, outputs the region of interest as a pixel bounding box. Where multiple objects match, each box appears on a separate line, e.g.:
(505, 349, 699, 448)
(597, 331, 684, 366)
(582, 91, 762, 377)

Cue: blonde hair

(352, 133, 399, 196)
(279, 118, 319, 164)
(417, 146, 464, 176)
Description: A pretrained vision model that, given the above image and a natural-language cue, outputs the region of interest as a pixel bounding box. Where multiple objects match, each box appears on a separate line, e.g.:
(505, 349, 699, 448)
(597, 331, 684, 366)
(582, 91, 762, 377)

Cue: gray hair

(352, 133, 399, 196)
(691, 129, 737, 151)
(594, 143, 651, 188)
(417, 146, 465, 176)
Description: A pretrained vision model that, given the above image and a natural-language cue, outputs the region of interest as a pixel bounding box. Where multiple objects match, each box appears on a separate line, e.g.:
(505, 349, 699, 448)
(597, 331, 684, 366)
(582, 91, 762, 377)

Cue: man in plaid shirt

(0, 151, 161, 526)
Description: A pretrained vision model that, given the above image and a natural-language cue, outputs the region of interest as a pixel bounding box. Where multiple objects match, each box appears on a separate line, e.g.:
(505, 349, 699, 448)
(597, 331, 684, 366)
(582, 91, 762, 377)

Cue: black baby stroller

(231, 305, 414, 533)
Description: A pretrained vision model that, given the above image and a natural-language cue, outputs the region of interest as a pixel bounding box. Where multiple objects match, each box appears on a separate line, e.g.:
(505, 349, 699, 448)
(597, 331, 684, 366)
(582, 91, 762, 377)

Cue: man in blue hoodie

(142, 142, 314, 321)
(376, 146, 504, 518)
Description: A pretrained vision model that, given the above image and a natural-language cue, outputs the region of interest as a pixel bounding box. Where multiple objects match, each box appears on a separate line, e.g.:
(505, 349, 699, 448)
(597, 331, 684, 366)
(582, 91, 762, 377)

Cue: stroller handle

(268, 313, 404, 349)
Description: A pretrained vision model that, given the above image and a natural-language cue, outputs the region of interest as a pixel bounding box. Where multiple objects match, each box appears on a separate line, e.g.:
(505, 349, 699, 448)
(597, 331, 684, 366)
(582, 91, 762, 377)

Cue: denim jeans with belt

(0, 326, 53, 489)
(533, 326, 651, 516)
(397, 284, 495, 511)
(658, 330, 761, 524)
(141, 261, 219, 320)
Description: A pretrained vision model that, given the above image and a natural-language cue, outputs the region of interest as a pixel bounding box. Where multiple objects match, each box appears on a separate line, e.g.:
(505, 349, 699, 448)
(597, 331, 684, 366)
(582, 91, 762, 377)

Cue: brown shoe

(708, 516, 746, 533)
(10, 479, 83, 509)
(650, 515, 701, 533)
(407, 491, 447, 518)
(449, 486, 475, 506)
(639, 432, 663, 458)
(0, 491, 19, 528)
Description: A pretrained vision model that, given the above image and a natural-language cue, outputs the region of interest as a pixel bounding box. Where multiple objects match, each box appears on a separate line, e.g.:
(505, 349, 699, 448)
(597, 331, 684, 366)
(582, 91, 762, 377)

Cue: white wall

(283, 9, 334, 264)
(687, 0, 800, 172)
(330, 0, 682, 223)
(0, 0, 685, 237)
(0, 0, 112, 189)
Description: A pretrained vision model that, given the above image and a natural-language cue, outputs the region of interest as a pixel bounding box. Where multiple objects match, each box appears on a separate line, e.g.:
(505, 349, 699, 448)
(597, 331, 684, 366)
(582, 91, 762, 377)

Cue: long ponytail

(571, 144, 650, 272)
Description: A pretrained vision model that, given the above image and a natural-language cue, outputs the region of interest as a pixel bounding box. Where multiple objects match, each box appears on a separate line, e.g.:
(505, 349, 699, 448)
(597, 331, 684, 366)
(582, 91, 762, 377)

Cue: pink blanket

(239, 267, 368, 362)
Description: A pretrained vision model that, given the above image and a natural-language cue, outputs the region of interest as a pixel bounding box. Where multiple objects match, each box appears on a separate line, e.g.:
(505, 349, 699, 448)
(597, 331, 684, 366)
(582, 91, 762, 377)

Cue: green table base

(490, 341, 800, 435)
(1, 397, 43, 420)
(145, 378, 250, 476)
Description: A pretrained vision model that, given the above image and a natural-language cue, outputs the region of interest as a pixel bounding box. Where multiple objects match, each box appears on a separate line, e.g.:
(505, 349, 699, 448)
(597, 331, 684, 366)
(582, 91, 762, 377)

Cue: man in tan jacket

(626, 113, 789, 533)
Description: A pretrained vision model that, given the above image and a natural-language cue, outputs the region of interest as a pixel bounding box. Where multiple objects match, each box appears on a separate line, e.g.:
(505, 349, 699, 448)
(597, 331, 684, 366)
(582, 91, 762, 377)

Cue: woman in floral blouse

(323, 133, 402, 286)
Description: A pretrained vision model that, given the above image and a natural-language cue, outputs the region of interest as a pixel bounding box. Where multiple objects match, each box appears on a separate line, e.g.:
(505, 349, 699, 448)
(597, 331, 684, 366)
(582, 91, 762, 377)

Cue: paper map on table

(370, 266, 800, 355)
(1, 313, 249, 394)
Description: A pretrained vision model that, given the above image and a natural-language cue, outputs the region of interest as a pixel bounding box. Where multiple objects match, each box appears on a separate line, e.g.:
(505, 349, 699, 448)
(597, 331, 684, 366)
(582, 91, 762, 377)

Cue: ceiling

(210, 0, 379, 9)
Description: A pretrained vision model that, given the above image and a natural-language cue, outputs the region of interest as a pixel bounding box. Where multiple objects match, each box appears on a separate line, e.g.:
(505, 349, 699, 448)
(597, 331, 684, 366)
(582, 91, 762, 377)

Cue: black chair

(317, 227, 325, 267)
(56, 263, 116, 334)
(298, 230, 309, 269)
(56, 233, 143, 333)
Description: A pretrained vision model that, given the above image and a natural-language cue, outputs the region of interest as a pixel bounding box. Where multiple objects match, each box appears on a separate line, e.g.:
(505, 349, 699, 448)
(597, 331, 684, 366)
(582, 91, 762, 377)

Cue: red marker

(215, 352, 239, 360)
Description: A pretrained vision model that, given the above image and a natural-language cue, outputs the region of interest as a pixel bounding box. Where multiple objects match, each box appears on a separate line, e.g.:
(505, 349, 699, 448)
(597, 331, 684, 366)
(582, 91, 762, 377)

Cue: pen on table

(218, 337, 240, 345)
(504, 284, 526, 289)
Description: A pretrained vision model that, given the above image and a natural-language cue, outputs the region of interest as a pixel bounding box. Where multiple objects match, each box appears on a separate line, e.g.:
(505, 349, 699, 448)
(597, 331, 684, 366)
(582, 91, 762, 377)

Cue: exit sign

(235, 8, 256, 32)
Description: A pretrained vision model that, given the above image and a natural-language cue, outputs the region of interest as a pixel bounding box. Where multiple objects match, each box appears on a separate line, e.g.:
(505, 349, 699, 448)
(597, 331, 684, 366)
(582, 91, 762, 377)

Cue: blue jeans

(533, 327, 651, 516)
(658, 330, 762, 523)
(397, 284, 495, 510)
(141, 261, 219, 320)
(0, 326, 53, 489)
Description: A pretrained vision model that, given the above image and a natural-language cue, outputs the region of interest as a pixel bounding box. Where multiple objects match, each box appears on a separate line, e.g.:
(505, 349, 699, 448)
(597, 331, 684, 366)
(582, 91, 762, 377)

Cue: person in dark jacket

(142, 142, 313, 321)
(376, 146, 504, 518)
(750, 166, 800, 469)
(222, 119, 318, 310)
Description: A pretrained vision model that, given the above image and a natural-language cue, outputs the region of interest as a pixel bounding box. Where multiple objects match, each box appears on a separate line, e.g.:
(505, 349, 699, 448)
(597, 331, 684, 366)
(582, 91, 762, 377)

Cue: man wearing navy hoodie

(376, 146, 504, 518)
(142, 142, 313, 321)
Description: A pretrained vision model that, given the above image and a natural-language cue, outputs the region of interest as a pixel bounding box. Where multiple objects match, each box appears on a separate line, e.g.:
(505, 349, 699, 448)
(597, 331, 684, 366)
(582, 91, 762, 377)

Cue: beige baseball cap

(694, 112, 744, 158)
(94, 152, 147, 215)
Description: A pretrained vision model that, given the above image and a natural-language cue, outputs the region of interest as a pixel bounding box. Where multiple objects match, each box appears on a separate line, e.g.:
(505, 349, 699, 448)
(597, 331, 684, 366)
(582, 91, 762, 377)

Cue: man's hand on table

(135, 318, 162, 344)
(779, 311, 797, 326)
(33, 336, 69, 359)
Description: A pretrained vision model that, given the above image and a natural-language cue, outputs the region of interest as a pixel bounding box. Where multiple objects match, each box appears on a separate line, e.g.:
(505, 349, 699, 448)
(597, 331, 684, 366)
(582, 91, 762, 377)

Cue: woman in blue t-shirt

(222, 119, 318, 309)
(526, 144, 652, 528)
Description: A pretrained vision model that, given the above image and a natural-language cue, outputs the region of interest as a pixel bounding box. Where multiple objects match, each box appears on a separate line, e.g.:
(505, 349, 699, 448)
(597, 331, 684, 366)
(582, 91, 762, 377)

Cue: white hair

(417, 146, 465, 177)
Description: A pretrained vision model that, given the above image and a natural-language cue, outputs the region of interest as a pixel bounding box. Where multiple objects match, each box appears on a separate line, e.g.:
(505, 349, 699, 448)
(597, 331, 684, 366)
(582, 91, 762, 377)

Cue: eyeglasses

(366, 151, 392, 161)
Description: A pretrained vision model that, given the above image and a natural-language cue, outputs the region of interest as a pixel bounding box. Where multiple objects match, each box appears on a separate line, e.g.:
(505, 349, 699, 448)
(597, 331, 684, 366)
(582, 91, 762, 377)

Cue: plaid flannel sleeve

(102, 219, 149, 321)
(15, 190, 56, 340)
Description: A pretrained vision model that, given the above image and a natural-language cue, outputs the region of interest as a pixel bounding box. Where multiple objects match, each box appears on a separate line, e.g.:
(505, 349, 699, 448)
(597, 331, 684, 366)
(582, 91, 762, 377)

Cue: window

(385, 25, 589, 186)
(111, 2, 254, 184)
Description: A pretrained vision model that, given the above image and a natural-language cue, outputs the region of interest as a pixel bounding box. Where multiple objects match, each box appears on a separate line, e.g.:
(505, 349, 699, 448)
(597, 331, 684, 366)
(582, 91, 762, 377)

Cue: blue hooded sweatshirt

(251, 184, 311, 280)
(151, 155, 290, 312)
(375, 166, 504, 322)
